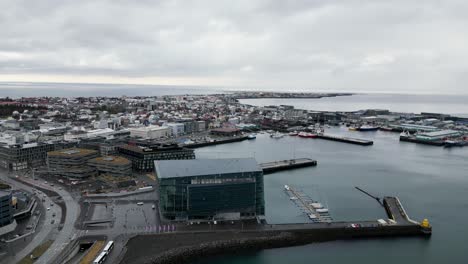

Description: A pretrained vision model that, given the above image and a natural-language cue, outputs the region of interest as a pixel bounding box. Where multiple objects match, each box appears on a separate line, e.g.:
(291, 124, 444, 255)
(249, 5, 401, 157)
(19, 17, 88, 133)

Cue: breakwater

(122, 224, 427, 264)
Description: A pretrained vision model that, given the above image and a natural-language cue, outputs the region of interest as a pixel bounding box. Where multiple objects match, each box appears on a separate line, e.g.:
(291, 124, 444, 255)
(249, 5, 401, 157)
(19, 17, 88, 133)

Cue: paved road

(0, 170, 61, 264)
(22, 178, 80, 264)
(0, 170, 80, 264)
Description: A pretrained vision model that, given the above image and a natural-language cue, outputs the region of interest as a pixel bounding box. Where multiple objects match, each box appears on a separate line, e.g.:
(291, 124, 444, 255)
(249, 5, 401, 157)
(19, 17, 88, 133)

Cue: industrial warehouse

(155, 158, 265, 221)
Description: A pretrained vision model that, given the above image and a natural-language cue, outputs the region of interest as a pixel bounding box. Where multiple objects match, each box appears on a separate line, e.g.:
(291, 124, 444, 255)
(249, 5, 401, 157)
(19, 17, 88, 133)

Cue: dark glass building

(117, 143, 195, 172)
(155, 158, 265, 221)
(0, 190, 13, 227)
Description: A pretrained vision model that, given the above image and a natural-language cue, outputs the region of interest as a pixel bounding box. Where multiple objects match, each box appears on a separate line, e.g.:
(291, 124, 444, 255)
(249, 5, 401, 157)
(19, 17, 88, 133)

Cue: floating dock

(260, 158, 317, 174)
(284, 185, 332, 223)
(317, 134, 373, 146)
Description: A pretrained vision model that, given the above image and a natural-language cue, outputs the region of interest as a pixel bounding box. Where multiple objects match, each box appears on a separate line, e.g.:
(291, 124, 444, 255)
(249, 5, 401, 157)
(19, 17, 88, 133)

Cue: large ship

(358, 125, 379, 131)
(298, 132, 317, 138)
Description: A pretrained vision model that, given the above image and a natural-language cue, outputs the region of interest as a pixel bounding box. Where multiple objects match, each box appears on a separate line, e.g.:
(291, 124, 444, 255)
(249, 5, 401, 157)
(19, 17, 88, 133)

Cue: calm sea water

(195, 127, 468, 264)
(0, 82, 223, 97)
(239, 94, 468, 116)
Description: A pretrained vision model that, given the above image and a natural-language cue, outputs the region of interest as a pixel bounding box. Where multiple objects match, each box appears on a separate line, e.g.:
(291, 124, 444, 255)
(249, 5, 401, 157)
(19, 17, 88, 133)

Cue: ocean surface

(239, 94, 468, 116)
(0, 82, 224, 97)
(194, 128, 468, 264)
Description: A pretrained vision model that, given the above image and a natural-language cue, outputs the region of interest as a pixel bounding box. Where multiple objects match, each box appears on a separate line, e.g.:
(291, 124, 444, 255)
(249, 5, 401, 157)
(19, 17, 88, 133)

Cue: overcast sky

(1, 0, 468, 94)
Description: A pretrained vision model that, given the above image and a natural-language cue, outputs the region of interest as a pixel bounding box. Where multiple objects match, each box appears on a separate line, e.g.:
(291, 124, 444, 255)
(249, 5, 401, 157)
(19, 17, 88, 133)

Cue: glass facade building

(156, 158, 265, 220)
(0, 191, 13, 227)
(118, 144, 195, 172)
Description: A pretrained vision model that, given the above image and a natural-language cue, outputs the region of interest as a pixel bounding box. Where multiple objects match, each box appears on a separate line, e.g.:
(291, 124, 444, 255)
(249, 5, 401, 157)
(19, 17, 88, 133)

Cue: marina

(284, 185, 332, 223)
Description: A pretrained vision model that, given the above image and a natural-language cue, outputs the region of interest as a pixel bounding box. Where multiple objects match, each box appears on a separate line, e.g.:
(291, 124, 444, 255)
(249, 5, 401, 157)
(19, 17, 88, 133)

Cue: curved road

(0, 170, 80, 264)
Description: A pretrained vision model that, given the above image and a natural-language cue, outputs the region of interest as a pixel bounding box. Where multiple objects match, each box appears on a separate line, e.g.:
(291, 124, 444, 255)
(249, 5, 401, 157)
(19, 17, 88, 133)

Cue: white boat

(270, 132, 285, 139)
(310, 203, 323, 209)
(316, 208, 329, 213)
(308, 214, 317, 219)
(137, 202, 144, 206)
(289, 131, 298, 136)
(247, 134, 256, 139)
(290, 196, 298, 200)
(284, 185, 290, 191)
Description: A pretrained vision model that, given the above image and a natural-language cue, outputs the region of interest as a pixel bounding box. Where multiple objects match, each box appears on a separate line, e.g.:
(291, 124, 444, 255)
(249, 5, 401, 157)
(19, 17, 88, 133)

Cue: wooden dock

(260, 158, 317, 174)
(317, 134, 373, 146)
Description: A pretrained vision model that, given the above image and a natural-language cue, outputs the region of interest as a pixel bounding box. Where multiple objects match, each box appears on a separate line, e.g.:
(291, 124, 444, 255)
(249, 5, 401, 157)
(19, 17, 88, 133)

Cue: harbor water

(195, 127, 468, 264)
(239, 94, 468, 116)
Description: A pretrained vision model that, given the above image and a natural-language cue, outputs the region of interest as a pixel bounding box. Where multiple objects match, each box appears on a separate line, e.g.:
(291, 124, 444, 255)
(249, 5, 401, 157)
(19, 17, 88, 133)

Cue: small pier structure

(284, 185, 332, 223)
(184, 136, 249, 148)
(317, 134, 373, 146)
(260, 158, 317, 174)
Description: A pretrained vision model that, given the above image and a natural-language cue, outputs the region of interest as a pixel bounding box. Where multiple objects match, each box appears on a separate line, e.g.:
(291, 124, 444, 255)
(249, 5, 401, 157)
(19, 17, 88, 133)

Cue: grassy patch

(80, 240, 105, 264)
(18, 240, 54, 264)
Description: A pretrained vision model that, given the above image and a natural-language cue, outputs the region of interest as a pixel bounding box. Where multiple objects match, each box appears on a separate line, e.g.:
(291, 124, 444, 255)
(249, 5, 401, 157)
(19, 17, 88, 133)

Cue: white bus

(103, 240, 114, 253)
(93, 251, 108, 264)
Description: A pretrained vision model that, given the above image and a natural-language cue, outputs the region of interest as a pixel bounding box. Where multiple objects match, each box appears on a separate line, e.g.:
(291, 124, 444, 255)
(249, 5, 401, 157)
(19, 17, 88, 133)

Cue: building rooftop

(155, 158, 262, 179)
(118, 144, 184, 153)
(47, 148, 98, 157)
(420, 130, 461, 137)
(88, 156, 131, 165)
(0, 190, 11, 197)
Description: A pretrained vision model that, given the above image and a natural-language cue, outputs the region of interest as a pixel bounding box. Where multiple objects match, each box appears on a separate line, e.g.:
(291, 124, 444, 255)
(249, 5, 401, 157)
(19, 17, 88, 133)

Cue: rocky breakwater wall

(122, 224, 425, 264)
(151, 231, 295, 264)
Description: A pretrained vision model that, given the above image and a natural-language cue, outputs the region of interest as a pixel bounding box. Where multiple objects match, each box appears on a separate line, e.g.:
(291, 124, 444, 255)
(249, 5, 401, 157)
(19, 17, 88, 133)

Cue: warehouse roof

(155, 158, 262, 179)
(419, 130, 461, 137)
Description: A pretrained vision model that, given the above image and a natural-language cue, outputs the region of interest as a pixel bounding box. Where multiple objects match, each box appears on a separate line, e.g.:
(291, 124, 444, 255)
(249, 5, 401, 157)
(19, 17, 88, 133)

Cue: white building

(64, 128, 116, 141)
(166, 123, 185, 136)
(129, 125, 171, 139)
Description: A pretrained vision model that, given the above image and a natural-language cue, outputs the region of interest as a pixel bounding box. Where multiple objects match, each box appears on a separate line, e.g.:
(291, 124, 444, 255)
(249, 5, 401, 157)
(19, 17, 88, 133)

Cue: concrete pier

(317, 134, 373, 146)
(399, 136, 444, 146)
(260, 158, 317, 174)
(183, 136, 249, 148)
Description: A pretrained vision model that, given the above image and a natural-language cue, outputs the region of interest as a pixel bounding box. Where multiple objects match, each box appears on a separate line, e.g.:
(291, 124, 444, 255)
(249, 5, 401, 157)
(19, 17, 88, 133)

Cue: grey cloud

(0, 0, 468, 93)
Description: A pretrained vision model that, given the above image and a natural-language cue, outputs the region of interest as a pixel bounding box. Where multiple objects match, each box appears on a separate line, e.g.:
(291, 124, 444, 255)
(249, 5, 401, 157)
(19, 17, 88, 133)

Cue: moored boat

(298, 132, 317, 138)
(270, 132, 285, 138)
(358, 125, 379, 131)
(247, 134, 256, 139)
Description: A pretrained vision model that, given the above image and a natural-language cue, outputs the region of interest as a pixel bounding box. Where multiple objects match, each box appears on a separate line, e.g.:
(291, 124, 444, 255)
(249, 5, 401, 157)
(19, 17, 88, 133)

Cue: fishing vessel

(444, 140, 468, 147)
(298, 132, 317, 138)
(358, 125, 379, 131)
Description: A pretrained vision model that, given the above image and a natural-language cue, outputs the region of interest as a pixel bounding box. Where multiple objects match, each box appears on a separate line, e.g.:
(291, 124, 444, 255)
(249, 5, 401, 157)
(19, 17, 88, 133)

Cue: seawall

(122, 225, 425, 264)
